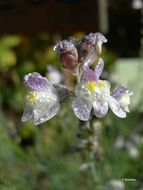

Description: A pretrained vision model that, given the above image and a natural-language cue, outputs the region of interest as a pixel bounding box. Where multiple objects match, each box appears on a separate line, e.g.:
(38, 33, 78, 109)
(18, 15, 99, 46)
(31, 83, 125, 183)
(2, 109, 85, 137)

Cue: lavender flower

(72, 59, 132, 121)
(21, 72, 60, 125)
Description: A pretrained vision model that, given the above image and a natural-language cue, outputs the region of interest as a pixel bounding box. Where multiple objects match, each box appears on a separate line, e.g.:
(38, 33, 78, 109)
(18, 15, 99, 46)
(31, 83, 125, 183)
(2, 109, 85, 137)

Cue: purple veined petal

(93, 100, 108, 118)
(108, 95, 126, 118)
(24, 72, 53, 92)
(53, 40, 76, 54)
(81, 58, 104, 83)
(33, 101, 60, 125)
(82, 33, 107, 46)
(82, 33, 97, 45)
(94, 58, 104, 81)
(82, 66, 97, 82)
(21, 104, 33, 122)
(72, 97, 92, 121)
(112, 85, 128, 99)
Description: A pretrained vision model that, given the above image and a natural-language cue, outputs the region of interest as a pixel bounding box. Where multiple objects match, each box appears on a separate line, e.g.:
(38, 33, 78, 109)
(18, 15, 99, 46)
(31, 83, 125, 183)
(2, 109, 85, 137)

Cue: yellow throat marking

(86, 81, 96, 92)
(86, 80, 106, 92)
(27, 92, 38, 103)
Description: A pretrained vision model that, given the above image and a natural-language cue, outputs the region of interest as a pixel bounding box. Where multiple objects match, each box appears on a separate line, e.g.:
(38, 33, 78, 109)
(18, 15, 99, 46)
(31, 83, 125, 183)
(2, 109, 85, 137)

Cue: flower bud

(54, 40, 78, 71)
(81, 32, 107, 55)
(60, 52, 78, 71)
(81, 33, 96, 53)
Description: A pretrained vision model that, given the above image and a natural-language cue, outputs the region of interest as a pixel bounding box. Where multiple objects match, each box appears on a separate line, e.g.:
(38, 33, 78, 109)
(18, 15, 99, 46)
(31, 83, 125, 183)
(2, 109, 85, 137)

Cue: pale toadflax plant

(21, 33, 133, 179)
(21, 32, 132, 126)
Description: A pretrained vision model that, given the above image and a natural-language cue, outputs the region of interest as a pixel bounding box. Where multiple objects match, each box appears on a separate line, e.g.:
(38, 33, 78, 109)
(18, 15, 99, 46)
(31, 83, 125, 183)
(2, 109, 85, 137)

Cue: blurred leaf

(18, 61, 36, 76)
(0, 36, 21, 49)
(0, 50, 16, 68)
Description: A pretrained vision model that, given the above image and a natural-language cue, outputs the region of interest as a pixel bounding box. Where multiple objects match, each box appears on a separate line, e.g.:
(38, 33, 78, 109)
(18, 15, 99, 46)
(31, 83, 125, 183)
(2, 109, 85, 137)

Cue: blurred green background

(0, 0, 143, 189)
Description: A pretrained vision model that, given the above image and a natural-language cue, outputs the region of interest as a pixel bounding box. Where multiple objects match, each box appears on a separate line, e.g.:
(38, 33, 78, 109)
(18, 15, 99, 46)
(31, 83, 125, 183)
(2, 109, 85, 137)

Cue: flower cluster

(54, 32, 107, 73)
(21, 32, 133, 125)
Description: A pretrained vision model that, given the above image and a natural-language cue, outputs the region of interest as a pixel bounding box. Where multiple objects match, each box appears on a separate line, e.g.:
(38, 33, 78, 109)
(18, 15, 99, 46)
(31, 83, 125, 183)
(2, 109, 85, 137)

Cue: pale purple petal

(112, 85, 128, 99)
(94, 59, 104, 81)
(72, 97, 92, 121)
(82, 33, 107, 46)
(54, 40, 77, 55)
(24, 72, 52, 92)
(82, 33, 97, 45)
(112, 85, 133, 101)
(82, 66, 97, 82)
(82, 59, 104, 82)
(93, 101, 108, 118)
(21, 104, 33, 122)
(33, 102, 60, 125)
(108, 96, 126, 118)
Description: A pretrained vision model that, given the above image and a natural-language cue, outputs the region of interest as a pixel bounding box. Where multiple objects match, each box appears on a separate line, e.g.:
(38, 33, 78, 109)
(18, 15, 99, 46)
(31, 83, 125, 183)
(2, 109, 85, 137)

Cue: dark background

(0, 0, 141, 56)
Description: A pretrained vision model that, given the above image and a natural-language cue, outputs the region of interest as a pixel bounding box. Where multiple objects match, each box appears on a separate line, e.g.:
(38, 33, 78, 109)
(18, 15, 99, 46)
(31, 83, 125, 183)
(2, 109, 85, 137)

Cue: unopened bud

(60, 52, 78, 71)
(54, 40, 78, 71)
